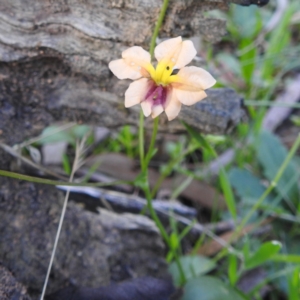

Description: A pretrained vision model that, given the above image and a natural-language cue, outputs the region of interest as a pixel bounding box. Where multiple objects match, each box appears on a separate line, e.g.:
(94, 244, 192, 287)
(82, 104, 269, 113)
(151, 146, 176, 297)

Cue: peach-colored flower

(109, 36, 216, 121)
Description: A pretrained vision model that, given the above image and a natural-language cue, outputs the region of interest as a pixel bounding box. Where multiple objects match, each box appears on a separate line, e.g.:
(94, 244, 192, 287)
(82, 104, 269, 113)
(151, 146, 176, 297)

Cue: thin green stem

(144, 187, 169, 244)
(151, 145, 198, 198)
(139, 110, 145, 172)
(140, 0, 186, 285)
(149, 0, 170, 59)
(0, 170, 132, 187)
(145, 117, 159, 166)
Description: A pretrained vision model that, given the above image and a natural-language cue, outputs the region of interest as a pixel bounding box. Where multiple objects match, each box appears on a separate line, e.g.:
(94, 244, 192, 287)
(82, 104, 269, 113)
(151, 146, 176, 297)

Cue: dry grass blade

(40, 135, 88, 300)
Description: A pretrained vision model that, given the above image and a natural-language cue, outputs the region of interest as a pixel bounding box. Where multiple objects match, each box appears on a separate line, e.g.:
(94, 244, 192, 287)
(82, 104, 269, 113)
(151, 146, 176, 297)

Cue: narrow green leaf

(220, 168, 237, 220)
(62, 154, 71, 175)
(271, 254, 300, 264)
(288, 267, 300, 300)
(169, 232, 179, 251)
(228, 255, 238, 286)
(245, 241, 282, 270)
(239, 37, 256, 84)
(261, 5, 294, 80)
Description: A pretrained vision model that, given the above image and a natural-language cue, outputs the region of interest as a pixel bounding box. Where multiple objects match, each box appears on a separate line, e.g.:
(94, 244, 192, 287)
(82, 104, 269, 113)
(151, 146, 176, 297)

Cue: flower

(109, 36, 216, 121)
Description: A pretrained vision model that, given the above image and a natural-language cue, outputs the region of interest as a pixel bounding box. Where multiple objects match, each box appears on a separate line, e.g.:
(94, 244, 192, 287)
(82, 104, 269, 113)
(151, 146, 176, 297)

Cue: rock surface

(0, 0, 250, 152)
(0, 177, 167, 299)
(0, 264, 32, 300)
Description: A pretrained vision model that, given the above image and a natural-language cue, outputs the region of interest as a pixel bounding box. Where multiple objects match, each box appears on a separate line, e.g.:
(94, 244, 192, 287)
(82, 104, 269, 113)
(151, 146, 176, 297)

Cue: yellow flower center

(146, 60, 178, 86)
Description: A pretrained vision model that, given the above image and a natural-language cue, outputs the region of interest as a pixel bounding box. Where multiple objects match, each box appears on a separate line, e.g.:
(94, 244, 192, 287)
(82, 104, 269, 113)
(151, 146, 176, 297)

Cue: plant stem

(139, 110, 145, 172)
(149, 0, 170, 59)
(138, 0, 186, 286)
(0, 169, 132, 187)
(145, 116, 159, 167)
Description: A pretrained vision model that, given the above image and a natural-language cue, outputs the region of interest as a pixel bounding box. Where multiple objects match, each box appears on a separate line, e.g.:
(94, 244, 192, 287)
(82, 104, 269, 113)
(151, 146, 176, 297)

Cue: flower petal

(125, 78, 149, 107)
(154, 37, 196, 69)
(155, 37, 182, 63)
(175, 66, 216, 90)
(175, 89, 207, 106)
(173, 40, 197, 69)
(109, 59, 142, 80)
(122, 46, 151, 64)
(151, 105, 164, 119)
(141, 100, 152, 117)
(164, 91, 182, 121)
(109, 46, 153, 80)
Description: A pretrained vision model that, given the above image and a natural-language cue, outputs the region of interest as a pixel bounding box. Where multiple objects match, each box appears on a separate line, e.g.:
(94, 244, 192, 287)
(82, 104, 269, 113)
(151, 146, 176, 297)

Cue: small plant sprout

(109, 36, 216, 120)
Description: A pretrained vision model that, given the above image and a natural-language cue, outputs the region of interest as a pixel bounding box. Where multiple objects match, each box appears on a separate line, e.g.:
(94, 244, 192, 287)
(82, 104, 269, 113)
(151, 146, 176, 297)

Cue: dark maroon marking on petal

(145, 80, 157, 100)
(145, 84, 169, 108)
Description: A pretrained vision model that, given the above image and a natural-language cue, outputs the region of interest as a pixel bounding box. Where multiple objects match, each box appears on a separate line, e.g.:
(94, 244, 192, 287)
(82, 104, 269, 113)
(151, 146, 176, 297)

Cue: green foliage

(185, 124, 237, 220)
(229, 167, 272, 204)
(287, 267, 300, 300)
(244, 241, 282, 270)
(228, 254, 239, 286)
(260, 6, 294, 81)
(169, 255, 216, 287)
(38, 124, 91, 146)
(62, 153, 71, 175)
(182, 276, 247, 300)
(256, 131, 300, 211)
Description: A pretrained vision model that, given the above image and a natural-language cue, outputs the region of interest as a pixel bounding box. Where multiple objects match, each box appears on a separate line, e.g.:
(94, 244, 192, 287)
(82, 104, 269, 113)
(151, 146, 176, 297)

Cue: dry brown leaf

(197, 218, 273, 256)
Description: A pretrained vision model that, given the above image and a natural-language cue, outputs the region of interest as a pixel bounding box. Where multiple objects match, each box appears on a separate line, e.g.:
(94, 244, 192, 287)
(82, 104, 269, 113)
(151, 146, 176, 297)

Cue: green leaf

(261, 6, 294, 80)
(72, 125, 91, 139)
(271, 254, 300, 264)
(62, 154, 71, 175)
(291, 115, 300, 127)
(230, 5, 261, 39)
(133, 171, 148, 190)
(216, 53, 242, 76)
(38, 125, 74, 144)
(228, 255, 238, 286)
(220, 168, 237, 220)
(256, 131, 300, 209)
(229, 167, 273, 205)
(239, 37, 257, 84)
(288, 266, 300, 300)
(169, 232, 179, 251)
(169, 255, 215, 287)
(182, 276, 246, 300)
(38, 124, 91, 145)
(245, 241, 282, 270)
